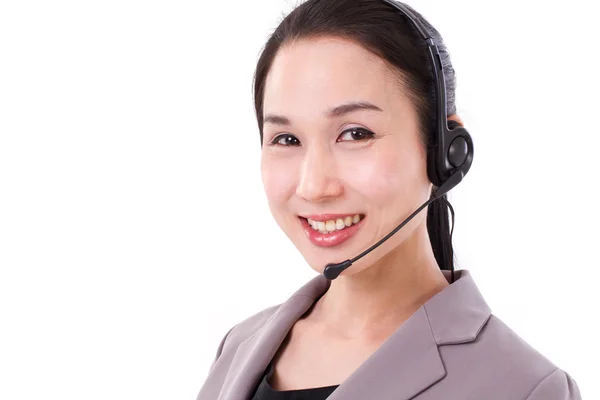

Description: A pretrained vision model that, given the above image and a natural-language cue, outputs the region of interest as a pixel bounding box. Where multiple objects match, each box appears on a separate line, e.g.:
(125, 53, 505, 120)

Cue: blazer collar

(217, 269, 491, 400)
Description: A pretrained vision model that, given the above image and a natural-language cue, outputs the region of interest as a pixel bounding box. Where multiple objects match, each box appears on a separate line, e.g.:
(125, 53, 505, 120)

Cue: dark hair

(252, 0, 459, 272)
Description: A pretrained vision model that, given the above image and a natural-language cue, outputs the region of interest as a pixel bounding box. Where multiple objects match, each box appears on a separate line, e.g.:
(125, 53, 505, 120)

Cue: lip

(299, 216, 365, 248)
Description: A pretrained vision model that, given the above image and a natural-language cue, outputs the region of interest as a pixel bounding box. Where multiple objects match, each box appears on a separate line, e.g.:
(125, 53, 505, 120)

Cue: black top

(251, 362, 339, 400)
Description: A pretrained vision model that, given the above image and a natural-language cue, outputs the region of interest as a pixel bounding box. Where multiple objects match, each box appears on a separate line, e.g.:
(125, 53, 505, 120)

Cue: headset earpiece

(446, 120, 469, 169)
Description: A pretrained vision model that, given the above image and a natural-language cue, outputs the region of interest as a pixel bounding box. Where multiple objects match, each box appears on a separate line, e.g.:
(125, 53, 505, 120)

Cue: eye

(271, 134, 300, 147)
(337, 127, 375, 142)
(270, 128, 375, 147)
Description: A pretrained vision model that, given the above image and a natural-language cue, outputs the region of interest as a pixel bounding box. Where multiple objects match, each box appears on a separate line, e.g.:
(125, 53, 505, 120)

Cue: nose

(295, 146, 344, 202)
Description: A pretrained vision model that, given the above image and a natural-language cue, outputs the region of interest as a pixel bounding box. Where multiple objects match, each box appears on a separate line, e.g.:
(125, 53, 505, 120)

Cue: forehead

(263, 37, 405, 119)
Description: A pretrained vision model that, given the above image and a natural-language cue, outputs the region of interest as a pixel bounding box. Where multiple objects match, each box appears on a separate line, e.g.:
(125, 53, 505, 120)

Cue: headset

(322, 0, 474, 282)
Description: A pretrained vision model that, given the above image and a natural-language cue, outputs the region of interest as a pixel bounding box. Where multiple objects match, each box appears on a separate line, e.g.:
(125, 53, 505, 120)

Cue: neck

(309, 221, 450, 341)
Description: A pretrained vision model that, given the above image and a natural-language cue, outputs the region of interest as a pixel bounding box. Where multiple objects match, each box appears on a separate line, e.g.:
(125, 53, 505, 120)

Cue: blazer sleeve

(526, 368, 582, 400)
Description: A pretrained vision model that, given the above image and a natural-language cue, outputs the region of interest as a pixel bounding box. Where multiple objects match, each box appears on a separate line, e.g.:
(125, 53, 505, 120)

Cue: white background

(0, 0, 597, 399)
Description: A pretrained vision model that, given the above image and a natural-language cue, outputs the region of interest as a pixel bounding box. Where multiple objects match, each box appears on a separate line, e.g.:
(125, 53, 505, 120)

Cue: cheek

(261, 160, 295, 205)
(345, 150, 412, 202)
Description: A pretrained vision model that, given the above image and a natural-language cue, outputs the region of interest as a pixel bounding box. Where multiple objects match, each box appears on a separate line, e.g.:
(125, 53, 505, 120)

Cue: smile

(298, 214, 366, 247)
(306, 214, 364, 233)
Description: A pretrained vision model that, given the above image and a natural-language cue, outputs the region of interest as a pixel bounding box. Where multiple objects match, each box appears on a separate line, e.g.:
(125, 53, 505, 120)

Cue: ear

(447, 114, 464, 127)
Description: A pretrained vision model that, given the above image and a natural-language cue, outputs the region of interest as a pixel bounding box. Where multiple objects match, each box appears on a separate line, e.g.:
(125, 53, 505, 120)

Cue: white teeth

(306, 214, 363, 233)
(325, 220, 336, 231)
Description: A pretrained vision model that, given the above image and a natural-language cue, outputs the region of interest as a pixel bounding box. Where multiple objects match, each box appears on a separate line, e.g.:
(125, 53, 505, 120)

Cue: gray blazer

(197, 269, 582, 399)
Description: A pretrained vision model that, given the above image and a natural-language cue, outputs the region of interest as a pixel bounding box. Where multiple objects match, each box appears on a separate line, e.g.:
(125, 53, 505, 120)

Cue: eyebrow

(263, 101, 383, 126)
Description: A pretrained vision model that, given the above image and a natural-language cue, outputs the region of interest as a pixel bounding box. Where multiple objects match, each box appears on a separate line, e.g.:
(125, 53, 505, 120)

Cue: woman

(197, 0, 581, 399)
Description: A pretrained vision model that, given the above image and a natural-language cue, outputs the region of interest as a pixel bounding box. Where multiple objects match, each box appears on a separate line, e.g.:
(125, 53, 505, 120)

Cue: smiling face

(260, 36, 434, 277)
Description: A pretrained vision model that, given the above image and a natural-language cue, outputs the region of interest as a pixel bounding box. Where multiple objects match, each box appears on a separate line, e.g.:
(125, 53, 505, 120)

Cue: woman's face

(260, 36, 433, 277)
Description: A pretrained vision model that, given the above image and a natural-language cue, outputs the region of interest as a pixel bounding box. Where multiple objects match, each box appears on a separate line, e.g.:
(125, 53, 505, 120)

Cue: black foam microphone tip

(323, 259, 353, 280)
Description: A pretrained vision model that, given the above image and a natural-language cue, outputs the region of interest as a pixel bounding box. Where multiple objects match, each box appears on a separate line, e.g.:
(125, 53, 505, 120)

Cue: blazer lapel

(328, 269, 491, 400)
(327, 305, 446, 400)
(217, 269, 491, 400)
(217, 275, 330, 400)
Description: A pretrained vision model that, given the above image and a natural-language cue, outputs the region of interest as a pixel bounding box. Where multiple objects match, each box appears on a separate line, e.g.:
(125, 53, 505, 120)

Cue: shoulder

(214, 303, 283, 360)
(197, 304, 283, 400)
(439, 313, 581, 399)
(475, 313, 558, 366)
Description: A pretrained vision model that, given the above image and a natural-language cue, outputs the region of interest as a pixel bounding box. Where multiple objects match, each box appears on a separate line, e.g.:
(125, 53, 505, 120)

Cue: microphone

(322, 169, 464, 280)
